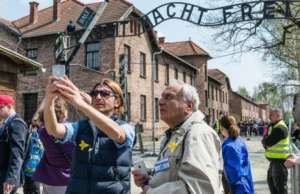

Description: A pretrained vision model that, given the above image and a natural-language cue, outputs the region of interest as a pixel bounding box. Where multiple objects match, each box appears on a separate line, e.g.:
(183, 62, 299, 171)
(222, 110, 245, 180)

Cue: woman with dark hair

(32, 98, 75, 194)
(220, 115, 254, 194)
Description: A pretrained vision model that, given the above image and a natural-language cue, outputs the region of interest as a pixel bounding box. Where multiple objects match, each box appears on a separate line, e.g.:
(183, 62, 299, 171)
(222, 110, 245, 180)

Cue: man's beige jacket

(149, 110, 223, 194)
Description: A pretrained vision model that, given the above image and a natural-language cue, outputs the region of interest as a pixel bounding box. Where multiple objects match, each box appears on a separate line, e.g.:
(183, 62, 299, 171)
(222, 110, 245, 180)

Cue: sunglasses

(90, 90, 116, 99)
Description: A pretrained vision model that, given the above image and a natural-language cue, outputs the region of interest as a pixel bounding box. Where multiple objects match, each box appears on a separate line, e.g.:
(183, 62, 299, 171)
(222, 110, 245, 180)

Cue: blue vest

(66, 116, 132, 194)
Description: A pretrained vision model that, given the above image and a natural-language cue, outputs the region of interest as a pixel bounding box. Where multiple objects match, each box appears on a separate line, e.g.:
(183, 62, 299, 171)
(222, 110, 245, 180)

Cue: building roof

(208, 69, 231, 89)
(0, 45, 43, 70)
(232, 91, 260, 107)
(255, 101, 269, 105)
(208, 75, 223, 85)
(162, 50, 199, 72)
(161, 40, 211, 58)
(11, 0, 132, 37)
(0, 18, 20, 36)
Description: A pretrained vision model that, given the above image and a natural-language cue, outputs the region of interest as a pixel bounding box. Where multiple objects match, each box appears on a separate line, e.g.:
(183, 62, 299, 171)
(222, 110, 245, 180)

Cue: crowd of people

(238, 120, 268, 138)
(0, 75, 299, 194)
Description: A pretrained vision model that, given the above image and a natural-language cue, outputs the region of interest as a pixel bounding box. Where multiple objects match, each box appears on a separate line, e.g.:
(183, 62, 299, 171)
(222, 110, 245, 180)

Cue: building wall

(259, 108, 266, 121)
(241, 100, 260, 121)
(229, 92, 242, 122)
(230, 92, 261, 122)
(4, 14, 198, 139)
(206, 78, 230, 126)
(180, 56, 209, 113)
(0, 26, 21, 54)
(259, 104, 269, 121)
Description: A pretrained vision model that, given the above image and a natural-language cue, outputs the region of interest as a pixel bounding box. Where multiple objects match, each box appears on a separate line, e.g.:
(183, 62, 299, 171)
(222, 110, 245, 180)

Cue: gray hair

(270, 108, 282, 118)
(169, 79, 200, 111)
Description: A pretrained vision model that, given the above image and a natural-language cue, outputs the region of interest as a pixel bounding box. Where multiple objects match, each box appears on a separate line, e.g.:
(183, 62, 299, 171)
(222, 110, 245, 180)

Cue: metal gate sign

(73, 0, 300, 40)
(77, 7, 96, 28)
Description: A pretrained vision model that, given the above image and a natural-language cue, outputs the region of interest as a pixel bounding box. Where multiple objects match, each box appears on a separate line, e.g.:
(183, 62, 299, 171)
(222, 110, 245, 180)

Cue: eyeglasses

(90, 90, 116, 99)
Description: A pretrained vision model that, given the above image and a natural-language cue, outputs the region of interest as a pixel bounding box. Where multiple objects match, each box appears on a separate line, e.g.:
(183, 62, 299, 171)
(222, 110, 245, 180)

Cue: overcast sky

(0, 0, 273, 94)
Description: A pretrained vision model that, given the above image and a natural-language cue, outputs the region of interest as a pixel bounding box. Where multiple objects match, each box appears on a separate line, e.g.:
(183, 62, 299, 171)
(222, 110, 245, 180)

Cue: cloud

(156, 30, 165, 38)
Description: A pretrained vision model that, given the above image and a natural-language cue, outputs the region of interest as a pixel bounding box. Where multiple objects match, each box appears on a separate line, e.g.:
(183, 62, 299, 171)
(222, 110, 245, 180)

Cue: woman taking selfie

(220, 115, 254, 194)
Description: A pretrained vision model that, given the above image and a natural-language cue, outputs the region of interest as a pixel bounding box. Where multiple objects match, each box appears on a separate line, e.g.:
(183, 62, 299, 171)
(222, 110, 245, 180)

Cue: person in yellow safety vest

(214, 111, 224, 133)
(262, 108, 289, 194)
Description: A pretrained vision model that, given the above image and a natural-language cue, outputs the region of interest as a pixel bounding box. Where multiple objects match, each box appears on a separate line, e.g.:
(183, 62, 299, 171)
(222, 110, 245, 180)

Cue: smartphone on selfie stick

(52, 64, 65, 78)
(133, 160, 148, 178)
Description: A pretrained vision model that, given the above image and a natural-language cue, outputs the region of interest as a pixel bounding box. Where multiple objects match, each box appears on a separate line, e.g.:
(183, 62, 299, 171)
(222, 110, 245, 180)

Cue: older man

(262, 108, 289, 194)
(133, 80, 223, 194)
(0, 95, 28, 194)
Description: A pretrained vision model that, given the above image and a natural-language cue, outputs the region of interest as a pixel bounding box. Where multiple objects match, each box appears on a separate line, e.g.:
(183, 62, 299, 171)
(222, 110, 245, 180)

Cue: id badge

(154, 158, 170, 173)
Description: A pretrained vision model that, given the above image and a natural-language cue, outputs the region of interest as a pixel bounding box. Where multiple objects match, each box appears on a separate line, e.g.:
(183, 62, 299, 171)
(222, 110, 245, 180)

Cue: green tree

(237, 86, 249, 97)
(255, 82, 293, 120)
(206, 1, 300, 56)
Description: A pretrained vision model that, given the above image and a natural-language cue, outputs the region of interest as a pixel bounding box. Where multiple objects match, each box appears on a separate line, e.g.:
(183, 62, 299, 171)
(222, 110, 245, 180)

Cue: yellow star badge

(79, 140, 89, 151)
(168, 141, 178, 153)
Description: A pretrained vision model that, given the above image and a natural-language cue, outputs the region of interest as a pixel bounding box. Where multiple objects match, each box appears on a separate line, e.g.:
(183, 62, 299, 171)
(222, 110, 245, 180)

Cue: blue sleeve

(55, 122, 79, 144)
(223, 145, 242, 187)
(114, 123, 135, 150)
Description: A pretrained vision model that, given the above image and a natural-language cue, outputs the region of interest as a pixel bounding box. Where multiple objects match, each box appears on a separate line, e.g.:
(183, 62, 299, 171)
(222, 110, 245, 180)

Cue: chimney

(158, 37, 165, 44)
(29, 2, 39, 24)
(53, 0, 61, 22)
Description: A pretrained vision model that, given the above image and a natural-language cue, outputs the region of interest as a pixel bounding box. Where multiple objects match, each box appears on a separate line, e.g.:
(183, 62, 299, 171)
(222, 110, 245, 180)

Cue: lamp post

(151, 47, 163, 156)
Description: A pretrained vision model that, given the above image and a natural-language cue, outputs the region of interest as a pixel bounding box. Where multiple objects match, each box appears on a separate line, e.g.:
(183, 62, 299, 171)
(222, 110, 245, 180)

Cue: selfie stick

(65, 0, 109, 77)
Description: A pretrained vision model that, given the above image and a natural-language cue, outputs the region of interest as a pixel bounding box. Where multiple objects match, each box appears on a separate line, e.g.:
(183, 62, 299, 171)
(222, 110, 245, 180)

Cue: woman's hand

(45, 76, 61, 102)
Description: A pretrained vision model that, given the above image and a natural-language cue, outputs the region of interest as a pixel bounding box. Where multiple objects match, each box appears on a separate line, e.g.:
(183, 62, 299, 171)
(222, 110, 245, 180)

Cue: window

(205, 90, 208, 107)
(86, 43, 99, 69)
(212, 85, 214, 100)
(155, 98, 159, 121)
(226, 92, 228, 104)
(124, 45, 131, 72)
(23, 93, 38, 125)
(138, 24, 141, 37)
(208, 84, 210, 98)
(212, 109, 215, 122)
(130, 21, 134, 33)
(27, 49, 38, 61)
(223, 91, 225, 103)
(174, 69, 178, 79)
(140, 52, 146, 77)
(165, 64, 169, 85)
(127, 92, 131, 121)
(216, 87, 218, 101)
(134, 22, 137, 34)
(183, 72, 186, 82)
(190, 74, 193, 85)
(140, 95, 146, 121)
(154, 60, 159, 82)
(205, 65, 207, 82)
(219, 90, 222, 103)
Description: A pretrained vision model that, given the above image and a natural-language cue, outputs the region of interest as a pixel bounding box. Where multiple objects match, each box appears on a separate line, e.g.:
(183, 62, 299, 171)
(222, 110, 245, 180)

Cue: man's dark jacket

(0, 114, 28, 190)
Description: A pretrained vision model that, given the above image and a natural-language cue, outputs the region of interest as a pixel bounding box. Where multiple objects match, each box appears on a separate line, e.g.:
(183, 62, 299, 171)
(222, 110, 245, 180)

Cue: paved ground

(16, 136, 292, 194)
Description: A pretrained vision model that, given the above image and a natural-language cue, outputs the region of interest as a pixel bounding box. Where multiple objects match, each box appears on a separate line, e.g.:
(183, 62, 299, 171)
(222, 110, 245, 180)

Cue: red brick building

(206, 69, 231, 125)
(229, 91, 262, 122)
(255, 101, 269, 122)
(0, 0, 210, 138)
